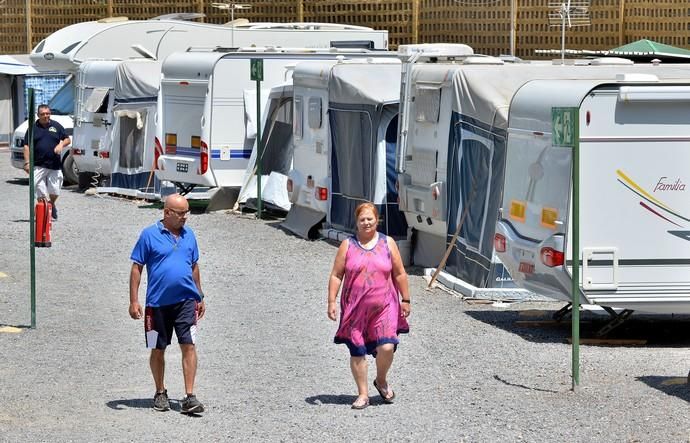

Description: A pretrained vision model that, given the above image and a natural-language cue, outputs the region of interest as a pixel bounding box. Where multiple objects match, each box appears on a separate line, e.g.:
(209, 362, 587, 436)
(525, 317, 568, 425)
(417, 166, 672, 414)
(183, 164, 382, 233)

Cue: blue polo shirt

(24, 119, 67, 170)
(130, 221, 201, 307)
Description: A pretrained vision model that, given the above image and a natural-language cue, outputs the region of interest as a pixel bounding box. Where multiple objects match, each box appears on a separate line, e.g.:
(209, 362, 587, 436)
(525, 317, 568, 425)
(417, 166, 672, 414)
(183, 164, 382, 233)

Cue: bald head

(162, 194, 190, 234)
(164, 193, 188, 210)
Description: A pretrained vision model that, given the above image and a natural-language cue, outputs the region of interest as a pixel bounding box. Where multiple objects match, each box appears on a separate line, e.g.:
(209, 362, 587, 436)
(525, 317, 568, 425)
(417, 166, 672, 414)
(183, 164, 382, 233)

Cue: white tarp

(84, 87, 109, 113)
(329, 59, 401, 106)
(114, 60, 161, 101)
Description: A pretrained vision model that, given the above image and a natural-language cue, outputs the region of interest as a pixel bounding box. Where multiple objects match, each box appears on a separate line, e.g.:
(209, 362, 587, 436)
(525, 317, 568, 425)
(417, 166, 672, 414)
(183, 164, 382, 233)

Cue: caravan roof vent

(589, 57, 633, 66)
(462, 56, 504, 65)
(615, 73, 659, 83)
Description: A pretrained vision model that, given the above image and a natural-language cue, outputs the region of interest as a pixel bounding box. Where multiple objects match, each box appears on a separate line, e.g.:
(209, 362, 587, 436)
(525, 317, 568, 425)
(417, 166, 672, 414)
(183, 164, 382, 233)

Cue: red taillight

(494, 233, 506, 253)
(315, 186, 328, 201)
(199, 140, 208, 175)
(72, 148, 84, 156)
(98, 151, 109, 159)
(540, 247, 564, 267)
(154, 137, 162, 170)
(286, 178, 293, 193)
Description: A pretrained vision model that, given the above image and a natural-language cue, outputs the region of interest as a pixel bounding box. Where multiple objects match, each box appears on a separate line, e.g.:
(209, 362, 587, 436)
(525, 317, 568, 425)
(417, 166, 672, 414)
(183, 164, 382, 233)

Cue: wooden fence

(1, 0, 689, 57)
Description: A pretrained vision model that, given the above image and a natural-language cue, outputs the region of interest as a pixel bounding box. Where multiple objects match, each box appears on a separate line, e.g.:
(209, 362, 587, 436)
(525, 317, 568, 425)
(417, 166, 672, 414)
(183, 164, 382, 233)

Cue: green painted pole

(571, 112, 580, 390)
(28, 89, 36, 329)
(256, 78, 262, 219)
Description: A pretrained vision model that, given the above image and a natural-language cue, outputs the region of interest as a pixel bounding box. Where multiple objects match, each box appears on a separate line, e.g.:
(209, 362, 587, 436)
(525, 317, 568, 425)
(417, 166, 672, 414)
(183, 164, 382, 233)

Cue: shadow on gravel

(305, 394, 359, 406)
(493, 374, 559, 393)
(6, 178, 28, 186)
(637, 376, 690, 403)
(465, 309, 690, 346)
(106, 398, 154, 410)
(10, 219, 29, 223)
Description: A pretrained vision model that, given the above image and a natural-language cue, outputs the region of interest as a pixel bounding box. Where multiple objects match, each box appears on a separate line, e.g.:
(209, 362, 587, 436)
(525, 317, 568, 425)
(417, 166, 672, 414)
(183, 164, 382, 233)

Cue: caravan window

(84, 87, 109, 114)
(415, 86, 441, 123)
(118, 112, 146, 169)
(46, 76, 74, 115)
(293, 95, 303, 140)
(307, 97, 322, 129)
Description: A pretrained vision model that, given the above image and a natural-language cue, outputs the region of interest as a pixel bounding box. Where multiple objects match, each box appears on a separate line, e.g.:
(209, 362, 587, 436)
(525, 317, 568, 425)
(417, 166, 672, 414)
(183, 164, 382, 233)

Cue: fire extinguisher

(34, 200, 52, 248)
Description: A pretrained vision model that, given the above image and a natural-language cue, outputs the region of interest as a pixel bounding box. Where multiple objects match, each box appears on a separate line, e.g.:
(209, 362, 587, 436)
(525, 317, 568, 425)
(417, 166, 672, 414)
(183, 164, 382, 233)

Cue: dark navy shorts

(144, 298, 198, 349)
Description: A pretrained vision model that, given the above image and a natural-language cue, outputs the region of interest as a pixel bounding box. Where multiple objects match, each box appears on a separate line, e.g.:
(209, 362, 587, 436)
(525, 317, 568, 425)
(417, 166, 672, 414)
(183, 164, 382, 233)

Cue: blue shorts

(144, 298, 198, 349)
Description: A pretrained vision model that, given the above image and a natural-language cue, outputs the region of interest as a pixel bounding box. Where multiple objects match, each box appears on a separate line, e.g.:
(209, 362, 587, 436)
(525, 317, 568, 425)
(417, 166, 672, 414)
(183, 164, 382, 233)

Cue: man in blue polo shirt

(129, 193, 207, 414)
(23, 104, 70, 221)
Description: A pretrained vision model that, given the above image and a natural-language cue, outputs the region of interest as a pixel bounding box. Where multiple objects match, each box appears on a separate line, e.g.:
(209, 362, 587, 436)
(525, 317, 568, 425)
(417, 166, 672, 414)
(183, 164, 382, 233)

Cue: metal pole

(25, 0, 32, 53)
(256, 79, 262, 219)
(231, 7, 235, 48)
(510, 0, 517, 56)
(27, 89, 36, 329)
(571, 112, 580, 390)
(561, 6, 566, 65)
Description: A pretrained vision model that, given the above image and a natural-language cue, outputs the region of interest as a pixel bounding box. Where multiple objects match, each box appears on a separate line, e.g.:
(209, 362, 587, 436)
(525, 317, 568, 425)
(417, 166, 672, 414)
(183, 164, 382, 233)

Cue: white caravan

(282, 57, 406, 240)
(156, 48, 394, 198)
(103, 59, 163, 197)
(71, 60, 119, 181)
(495, 67, 690, 314)
(395, 44, 529, 296)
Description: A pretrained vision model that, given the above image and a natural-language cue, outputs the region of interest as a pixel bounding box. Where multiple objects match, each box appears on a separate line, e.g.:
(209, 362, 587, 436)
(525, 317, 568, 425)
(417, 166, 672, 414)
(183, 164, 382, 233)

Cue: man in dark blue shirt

(23, 104, 70, 221)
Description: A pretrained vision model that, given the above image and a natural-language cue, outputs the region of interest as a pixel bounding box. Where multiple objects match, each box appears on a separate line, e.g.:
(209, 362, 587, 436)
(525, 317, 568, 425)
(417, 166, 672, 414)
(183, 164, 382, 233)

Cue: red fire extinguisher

(35, 200, 52, 248)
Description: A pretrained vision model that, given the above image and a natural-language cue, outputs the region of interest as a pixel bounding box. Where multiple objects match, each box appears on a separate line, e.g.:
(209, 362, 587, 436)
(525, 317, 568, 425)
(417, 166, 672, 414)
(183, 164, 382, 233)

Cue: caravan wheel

(61, 152, 79, 186)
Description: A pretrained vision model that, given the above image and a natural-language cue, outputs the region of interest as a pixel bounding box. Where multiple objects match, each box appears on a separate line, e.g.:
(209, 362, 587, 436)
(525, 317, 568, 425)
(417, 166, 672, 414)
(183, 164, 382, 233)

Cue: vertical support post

(571, 113, 580, 390)
(256, 79, 262, 219)
(25, 0, 32, 53)
(561, 5, 566, 65)
(107, 0, 114, 18)
(510, 0, 517, 56)
(618, 0, 625, 46)
(412, 0, 420, 44)
(196, 0, 204, 17)
(297, 0, 304, 22)
(27, 89, 36, 329)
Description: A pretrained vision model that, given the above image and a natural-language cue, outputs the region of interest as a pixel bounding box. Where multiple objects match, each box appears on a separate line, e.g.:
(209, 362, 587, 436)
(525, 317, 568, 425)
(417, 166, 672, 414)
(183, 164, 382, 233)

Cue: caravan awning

(0, 55, 38, 75)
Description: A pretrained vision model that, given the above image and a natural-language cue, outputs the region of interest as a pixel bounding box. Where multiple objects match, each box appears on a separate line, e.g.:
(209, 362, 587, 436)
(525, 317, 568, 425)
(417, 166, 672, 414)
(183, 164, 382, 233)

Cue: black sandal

(373, 379, 395, 404)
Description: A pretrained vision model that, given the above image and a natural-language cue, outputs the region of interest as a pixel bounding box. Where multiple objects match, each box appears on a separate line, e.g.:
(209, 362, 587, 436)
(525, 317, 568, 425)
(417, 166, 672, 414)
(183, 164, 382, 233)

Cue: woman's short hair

(355, 202, 378, 220)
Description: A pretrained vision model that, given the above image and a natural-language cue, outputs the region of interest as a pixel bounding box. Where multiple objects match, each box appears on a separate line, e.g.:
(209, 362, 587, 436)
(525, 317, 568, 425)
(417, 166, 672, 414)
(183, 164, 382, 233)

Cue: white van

(283, 57, 405, 240)
(155, 48, 394, 199)
(495, 67, 690, 314)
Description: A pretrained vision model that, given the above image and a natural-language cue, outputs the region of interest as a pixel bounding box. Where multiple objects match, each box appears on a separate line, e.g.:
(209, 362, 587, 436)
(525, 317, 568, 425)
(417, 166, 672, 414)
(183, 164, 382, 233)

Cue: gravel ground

(1, 150, 690, 442)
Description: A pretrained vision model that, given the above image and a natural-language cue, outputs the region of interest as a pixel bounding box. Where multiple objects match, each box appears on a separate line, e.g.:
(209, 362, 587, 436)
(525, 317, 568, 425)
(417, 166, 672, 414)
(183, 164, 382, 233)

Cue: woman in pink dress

(327, 202, 411, 409)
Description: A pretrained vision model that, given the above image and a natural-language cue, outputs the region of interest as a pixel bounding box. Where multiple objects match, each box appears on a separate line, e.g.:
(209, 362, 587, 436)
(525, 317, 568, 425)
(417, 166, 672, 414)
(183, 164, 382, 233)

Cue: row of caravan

(10, 16, 690, 316)
(10, 15, 389, 185)
(149, 44, 690, 316)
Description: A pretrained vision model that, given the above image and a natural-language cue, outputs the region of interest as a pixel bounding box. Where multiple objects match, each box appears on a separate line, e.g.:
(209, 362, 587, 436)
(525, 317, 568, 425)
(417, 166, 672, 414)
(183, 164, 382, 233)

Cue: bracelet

(401, 299, 411, 304)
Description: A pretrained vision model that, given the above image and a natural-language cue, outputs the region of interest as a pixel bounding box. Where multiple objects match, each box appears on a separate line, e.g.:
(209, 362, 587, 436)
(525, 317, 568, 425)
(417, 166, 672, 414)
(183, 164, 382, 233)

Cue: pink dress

(334, 233, 410, 356)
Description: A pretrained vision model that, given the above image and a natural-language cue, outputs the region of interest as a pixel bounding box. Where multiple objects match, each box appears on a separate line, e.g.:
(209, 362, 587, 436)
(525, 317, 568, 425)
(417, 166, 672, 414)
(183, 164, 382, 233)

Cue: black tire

(61, 152, 79, 185)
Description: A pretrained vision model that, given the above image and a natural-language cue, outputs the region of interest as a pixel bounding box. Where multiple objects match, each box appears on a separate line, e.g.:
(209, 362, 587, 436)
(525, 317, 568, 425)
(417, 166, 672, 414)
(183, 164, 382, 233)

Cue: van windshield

(48, 76, 75, 115)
